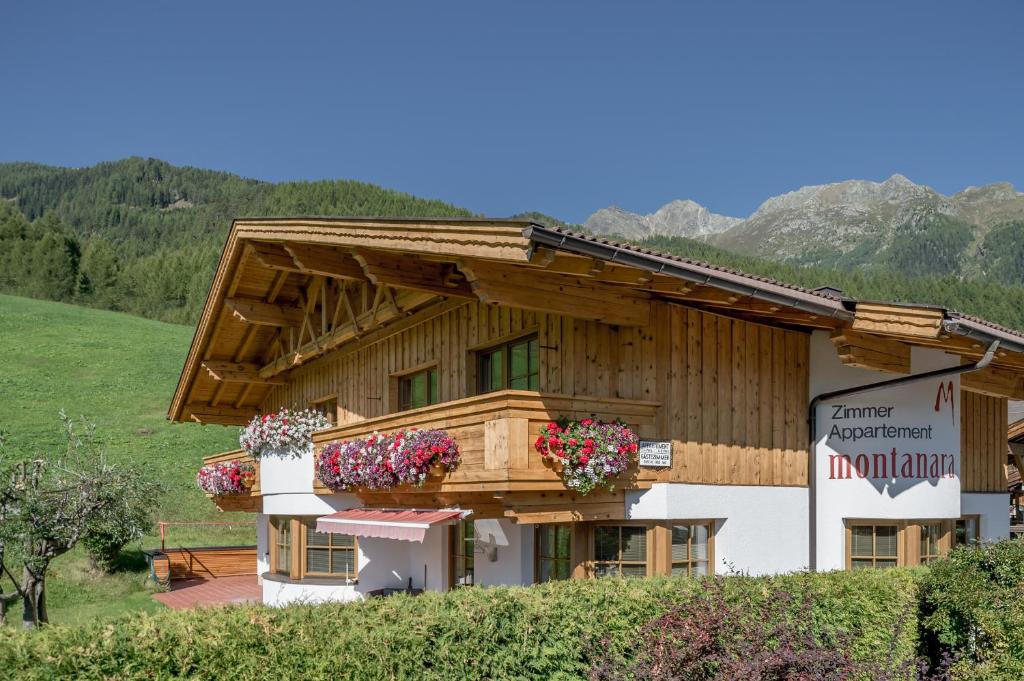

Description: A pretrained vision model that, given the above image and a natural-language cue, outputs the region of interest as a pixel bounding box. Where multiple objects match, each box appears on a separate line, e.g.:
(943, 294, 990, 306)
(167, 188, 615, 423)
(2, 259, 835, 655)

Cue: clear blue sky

(1, 1, 1021, 223)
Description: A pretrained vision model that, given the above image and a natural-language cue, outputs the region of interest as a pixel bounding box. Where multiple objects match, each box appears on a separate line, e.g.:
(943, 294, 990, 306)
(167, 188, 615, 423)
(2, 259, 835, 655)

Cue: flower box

(196, 460, 256, 496)
(534, 417, 640, 495)
(316, 428, 460, 491)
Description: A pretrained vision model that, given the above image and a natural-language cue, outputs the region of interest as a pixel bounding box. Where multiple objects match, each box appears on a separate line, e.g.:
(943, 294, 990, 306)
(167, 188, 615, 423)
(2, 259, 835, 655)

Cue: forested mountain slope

(0, 158, 475, 323)
(2, 158, 1023, 331)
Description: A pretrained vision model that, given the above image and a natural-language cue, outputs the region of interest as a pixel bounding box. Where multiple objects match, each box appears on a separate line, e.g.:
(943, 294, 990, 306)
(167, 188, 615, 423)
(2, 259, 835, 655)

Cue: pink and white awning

(315, 508, 468, 543)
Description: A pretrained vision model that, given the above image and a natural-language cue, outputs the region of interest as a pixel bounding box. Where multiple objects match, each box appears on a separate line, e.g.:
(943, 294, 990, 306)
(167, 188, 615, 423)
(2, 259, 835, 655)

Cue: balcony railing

(310, 390, 662, 495)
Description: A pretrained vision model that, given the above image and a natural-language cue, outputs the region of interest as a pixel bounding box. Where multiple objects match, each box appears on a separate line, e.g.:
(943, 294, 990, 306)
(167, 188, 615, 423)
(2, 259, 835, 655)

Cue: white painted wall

(255, 512, 269, 583)
(263, 578, 361, 605)
(810, 332, 965, 571)
(408, 524, 450, 591)
(627, 483, 810, 575)
(475, 519, 530, 586)
(962, 492, 1010, 540)
(258, 445, 315, 496)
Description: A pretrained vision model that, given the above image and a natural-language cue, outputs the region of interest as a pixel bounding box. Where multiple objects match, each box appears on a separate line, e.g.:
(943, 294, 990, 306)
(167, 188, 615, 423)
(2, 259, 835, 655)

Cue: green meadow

(0, 293, 250, 624)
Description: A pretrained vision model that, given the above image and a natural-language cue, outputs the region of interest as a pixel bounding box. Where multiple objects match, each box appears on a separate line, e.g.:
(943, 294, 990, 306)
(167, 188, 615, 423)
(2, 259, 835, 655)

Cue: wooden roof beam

(283, 243, 368, 280)
(831, 329, 911, 374)
(187, 404, 255, 426)
(459, 260, 651, 327)
(249, 241, 300, 271)
(851, 303, 945, 339)
(201, 361, 287, 385)
(353, 250, 476, 298)
(225, 298, 306, 327)
(962, 366, 1024, 400)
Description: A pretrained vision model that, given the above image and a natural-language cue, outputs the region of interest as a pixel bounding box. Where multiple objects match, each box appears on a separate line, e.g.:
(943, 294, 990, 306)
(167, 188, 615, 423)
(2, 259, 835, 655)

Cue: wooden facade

(265, 300, 810, 490)
(174, 218, 1021, 519)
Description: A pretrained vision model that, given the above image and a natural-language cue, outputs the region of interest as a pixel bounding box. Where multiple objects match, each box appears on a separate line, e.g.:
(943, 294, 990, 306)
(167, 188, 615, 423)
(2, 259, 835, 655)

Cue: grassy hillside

(0, 294, 247, 624)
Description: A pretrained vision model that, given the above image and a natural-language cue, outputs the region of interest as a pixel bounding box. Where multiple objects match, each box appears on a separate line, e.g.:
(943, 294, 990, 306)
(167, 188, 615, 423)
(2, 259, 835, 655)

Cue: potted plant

(196, 460, 256, 496)
(534, 417, 639, 495)
(240, 408, 329, 459)
(316, 428, 460, 491)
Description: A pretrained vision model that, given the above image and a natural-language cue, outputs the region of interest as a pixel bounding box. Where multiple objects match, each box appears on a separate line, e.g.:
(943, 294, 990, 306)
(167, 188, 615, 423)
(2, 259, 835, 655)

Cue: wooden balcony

(201, 449, 261, 512)
(310, 390, 662, 518)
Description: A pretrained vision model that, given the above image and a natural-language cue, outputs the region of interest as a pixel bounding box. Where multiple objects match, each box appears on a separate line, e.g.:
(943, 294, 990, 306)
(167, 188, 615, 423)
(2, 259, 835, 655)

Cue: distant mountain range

(584, 175, 1024, 278)
(3, 158, 1024, 330)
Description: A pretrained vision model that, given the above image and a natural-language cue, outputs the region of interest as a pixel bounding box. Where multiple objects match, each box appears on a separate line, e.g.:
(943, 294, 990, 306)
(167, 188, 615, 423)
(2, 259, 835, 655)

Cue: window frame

(953, 515, 981, 547)
(579, 520, 716, 579)
(846, 521, 903, 570)
(449, 518, 475, 590)
(534, 524, 574, 583)
(269, 515, 298, 579)
(591, 522, 652, 578)
(268, 515, 359, 582)
(309, 394, 339, 426)
(665, 522, 715, 576)
(475, 333, 540, 394)
(300, 518, 358, 581)
(917, 521, 949, 565)
(395, 364, 440, 412)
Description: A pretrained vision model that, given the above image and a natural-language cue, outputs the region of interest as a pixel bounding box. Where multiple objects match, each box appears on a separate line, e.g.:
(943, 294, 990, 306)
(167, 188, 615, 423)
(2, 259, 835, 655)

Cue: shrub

(0, 570, 921, 680)
(918, 538, 1024, 679)
(81, 466, 162, 573)
(589, 578, 910, 680)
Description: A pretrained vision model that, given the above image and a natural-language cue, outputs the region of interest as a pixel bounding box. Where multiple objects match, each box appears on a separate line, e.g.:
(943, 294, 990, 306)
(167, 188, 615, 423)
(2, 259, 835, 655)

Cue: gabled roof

(169, 217, 1024, 425)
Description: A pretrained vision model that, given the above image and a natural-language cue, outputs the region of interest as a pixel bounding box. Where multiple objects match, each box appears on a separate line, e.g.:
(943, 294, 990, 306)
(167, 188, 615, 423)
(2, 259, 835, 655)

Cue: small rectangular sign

(638, 440, 672, 468)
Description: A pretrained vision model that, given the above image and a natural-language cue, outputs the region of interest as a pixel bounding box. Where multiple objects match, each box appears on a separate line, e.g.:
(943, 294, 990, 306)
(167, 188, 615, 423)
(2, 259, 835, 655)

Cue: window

(849, 523, 899, 569)
(268, 516, 358, 582)
(398, 367, 439, 411)
(919, 522, 944, 564)
(478, 335, 539, 393)
(954, 516, 980, 547)
(670, 523, 712, 576)
(593, 525, 648, 577)
(271, 516, 293, 575)
(303, 521, 357, 579)
(311, 396, 338, 425)
(535, 525, 572, 582)
(450, 519, 475, 589)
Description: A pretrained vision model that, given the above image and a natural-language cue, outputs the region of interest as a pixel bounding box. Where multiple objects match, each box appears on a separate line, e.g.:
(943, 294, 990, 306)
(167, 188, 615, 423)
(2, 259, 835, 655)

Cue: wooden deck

(145, 545, 257, 586)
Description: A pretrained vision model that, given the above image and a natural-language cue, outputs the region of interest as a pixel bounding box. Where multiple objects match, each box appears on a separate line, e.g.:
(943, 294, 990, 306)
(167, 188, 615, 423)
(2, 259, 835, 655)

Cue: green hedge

(919, 539, 1024, 680)
(0, 570, 920, 680)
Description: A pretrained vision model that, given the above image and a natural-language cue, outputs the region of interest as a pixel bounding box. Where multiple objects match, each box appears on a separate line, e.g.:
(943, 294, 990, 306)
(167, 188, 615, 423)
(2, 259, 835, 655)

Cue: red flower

(547, 421, 559, 432)
(580, 455, 589, 465)
(568, 438, 578, 446)
(581, 418, 593, 427)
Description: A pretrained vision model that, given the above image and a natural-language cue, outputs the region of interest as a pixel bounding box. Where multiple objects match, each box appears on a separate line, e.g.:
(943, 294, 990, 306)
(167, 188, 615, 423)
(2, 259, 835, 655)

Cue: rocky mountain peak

(584, 199, 740, 240)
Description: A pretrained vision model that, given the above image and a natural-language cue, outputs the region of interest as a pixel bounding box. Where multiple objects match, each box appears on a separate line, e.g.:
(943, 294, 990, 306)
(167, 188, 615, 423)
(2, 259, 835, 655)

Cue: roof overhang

(169, 218, 1024, 426)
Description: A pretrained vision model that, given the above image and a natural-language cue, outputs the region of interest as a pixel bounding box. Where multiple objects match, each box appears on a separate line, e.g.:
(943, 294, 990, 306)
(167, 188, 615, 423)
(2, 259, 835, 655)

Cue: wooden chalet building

(170, 218, 1022, 604)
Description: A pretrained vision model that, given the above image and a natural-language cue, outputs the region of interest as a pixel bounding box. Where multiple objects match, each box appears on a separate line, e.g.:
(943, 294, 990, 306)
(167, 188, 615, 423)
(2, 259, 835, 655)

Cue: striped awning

(315, 508, 468, 543)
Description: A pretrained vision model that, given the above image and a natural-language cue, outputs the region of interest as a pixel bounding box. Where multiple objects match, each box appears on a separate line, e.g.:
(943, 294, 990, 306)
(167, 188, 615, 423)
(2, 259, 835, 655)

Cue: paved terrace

(153, 575, 261, 610)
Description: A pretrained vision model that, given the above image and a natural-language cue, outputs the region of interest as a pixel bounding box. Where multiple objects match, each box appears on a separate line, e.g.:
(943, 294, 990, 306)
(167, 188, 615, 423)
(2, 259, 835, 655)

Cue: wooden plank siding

(961, 390, 1008, 493)
(262, 299, 811, 488)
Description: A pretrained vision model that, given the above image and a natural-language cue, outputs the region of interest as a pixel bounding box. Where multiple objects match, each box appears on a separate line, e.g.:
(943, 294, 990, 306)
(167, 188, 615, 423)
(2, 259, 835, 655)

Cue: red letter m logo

(934, 380, 955, 422)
